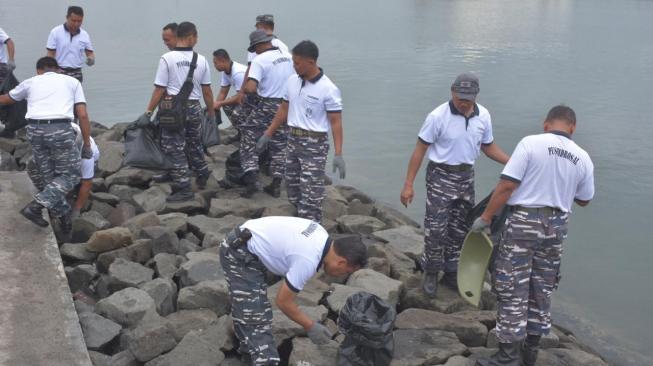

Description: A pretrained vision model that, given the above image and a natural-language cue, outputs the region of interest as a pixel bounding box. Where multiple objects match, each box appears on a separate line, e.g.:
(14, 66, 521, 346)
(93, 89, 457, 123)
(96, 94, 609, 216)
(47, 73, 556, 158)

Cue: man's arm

(275, 282, 314, 331)
(215, 86, 230, 105)
(264, 101, 288, 137)
(46, 49, 55, 58)
(328, 112, 343, 156)
(479, 178, 519, 223)
(6, 39, 15, 61)
(0, 94, 16, 105)
(574, 198, 590, 207)
(85, 49, 94, 58)
(201, 84, 215, 118)
(400, 140, 429, 207)
(75, 103, 92, 146)
(481, 142, 510, 165)
(145, 86, 166, 114)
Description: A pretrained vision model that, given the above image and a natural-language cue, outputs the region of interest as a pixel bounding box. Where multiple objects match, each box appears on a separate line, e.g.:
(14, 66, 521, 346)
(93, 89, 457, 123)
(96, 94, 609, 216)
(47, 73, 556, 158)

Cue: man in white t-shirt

(0, 27, 16, 84)
(220, 216, 367, 365)
(471, 105, 594, 366)
(144, 21, 215, 202)
(239, 30, 294, 198)
(46, 6, 95, 83)
(0, 56, 92, 232)
(258, 40, 345, 221)
(212, 48, 247, 133)
(400, 73, 510, 298)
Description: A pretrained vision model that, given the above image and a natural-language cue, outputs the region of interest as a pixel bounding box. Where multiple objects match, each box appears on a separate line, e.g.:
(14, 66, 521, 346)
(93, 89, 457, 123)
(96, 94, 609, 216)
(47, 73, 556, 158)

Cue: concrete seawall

(0, 172, 91, 366)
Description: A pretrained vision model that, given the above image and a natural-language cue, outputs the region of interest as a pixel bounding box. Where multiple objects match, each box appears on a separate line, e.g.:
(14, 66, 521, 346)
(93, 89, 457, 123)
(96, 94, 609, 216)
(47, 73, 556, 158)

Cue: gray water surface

(2, 0, 652, 364)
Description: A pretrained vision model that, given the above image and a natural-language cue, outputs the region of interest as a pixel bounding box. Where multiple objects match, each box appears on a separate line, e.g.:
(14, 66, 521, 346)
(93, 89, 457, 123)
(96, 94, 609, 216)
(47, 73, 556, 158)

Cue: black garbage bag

(223, 149, 244, 186)
(201, 108, 220, 149)
(337, 292, 396, 366)
(123, 121, 173, 170)
(0, 72, 27, 136)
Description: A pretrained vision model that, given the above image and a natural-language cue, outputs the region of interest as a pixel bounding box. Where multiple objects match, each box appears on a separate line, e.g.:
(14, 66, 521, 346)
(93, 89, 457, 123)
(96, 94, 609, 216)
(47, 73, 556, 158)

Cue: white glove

(471, 217, 490, 232)
(86, 57, 95, 66)
(6, 60, 16, 71)
(307, 322, 332, 345)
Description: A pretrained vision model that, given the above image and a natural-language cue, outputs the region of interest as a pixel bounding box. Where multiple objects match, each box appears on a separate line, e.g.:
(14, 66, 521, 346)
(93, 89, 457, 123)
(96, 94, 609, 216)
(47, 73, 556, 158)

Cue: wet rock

(184, 232, 200, 245)
(74, 299, 95, 315)
(95, 287, 157, 327)
(105, 168, 154, 188)
(160, 195, 207, 215)
(201, 232, 222, 248)
(209, 197, 263, 218)
(372, 225, 424, 260)
(90, 200, 115, 219)
(67, 264, 98, 293)
(177, 255, 223, 288)
(207, 143, 238, 164)
(187, 214, 245, 240)
(90, 192, 121, 206)
(86, 227, 134, 253)
(79, 312, 121, 351)
(437, 355, 475, 366)
(96, 239, 153, 273)
(96, 140, 124, 177)
(322, 196, 348, 221)
(272, 305, 328, 345)
(107, 202, 137, 227)
(193, 315, 236, 352)
(139, 226, 180, 255)
(165, 309, 219, 342)
(123, 212, 161, 236)
(177, 280, 230, 317)
(108, 258, 154, 291)
(391, 329, 467, 365)
(123, 317, 178, 362)
(108, 185, 143, 206)
(143, 329, 225, 366)
(152, 253, 182, 279)
(108, 350, 140, 366)
(158, 212, 188, 235)
(178, 238, 200, 255)
(450, 310, 497, 330)
(289, 338, 338, 366)
(72, 211, 111, 243)
(261, 202, 297, 217)
(92, 178, 106, 192)
(326, 284, 364, 313)
(347, 198, 375, 216)
(0, 150, 18, 170)
(368, 257, 391, 277)
(547, 348, 609, 366)
(337, 214, 387, 234)
(60, 242, 98, 263)
(334, 185, 374, 204)
(133, 186, 169, 213)
(373, 202, 420, 228)
(88, 350, 111, 366)
(345, 269, 403, 306)
(140, 278, 178, 316)
(395, 308, 488, 347)
(400, 279, 476, 314)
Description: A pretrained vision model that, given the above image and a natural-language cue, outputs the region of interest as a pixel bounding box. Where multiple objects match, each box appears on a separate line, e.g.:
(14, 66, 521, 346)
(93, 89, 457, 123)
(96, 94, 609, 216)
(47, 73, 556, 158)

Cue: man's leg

(297, 134, 328, 222)
(161, 126, 192, 200)
(285, 134, 301, 208)
(183, 101, 210, 187)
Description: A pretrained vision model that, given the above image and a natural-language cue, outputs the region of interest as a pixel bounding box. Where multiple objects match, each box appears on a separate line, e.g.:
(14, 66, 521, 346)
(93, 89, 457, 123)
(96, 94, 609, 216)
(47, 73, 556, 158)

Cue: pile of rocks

(1, 122, 610, 366)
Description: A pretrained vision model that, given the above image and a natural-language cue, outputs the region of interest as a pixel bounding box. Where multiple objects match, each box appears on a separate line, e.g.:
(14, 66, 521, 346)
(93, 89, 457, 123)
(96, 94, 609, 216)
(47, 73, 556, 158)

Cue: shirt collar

(226, 61, 234, 75)
(174, 46, 193, 51)
(301, 68, 324, 87)
(448, 100, 479, 118)
(317, 237, 332, 271)
(260, 46, 279, 55)
(548, 130, 572, 140)
(63, 23, 80, 36)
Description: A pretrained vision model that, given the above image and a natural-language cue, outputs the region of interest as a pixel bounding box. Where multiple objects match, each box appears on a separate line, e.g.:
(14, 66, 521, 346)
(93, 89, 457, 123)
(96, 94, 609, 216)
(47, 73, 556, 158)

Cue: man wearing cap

(162, 22, 178, 51)
(213, 48, 247, 134)
(257, 40, 345, 221)
(220, 216, 368, 365)
(239, 29, 294, 198)
(46, 6, 95, 83)
(0, 56, 92, 232)
(400, 73, 509, 298)
(246, 14, 289, 65)
(471, 105, 594, 366)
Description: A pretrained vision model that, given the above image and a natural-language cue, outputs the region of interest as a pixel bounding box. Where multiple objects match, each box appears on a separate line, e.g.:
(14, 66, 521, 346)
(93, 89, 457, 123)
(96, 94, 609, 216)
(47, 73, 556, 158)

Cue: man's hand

(136, 112, 151, 127)
(81, 144, 93, 159)
(7, 60, 15, 71)
(214, 100, 223, 110)
(256, 134, 271, 153)
(86, 57, 95, 66)
(471, 217, 490, 233)
(307, 322, 332, 345)
(400, 184, 414, 208)
(332, 155, 346, 179)
(207, 114, 216, 125)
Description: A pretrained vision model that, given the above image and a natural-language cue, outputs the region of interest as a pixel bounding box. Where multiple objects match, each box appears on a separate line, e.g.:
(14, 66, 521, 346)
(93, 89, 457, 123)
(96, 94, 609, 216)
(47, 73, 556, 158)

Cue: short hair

(36, 57, 59, 71)
(67, 6, 84, 17)
(292, 40, 319, 61)
(176, 21, 197, 38)
(332, 235, 368, 268)
(545, 105, 576, 125)
(163, 22, 178, 32)
(213, 49, 230, 60)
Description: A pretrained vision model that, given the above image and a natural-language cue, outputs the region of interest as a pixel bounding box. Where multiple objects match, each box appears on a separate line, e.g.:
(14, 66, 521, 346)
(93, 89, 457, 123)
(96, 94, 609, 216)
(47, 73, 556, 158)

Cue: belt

(433, 162, 473, 172)
(290, 127, 327, 138)
(511, 205, 562, 216)
(259, 96, 283, 102)
(60, 67, 82, 72)
(27, 118, 72, 125)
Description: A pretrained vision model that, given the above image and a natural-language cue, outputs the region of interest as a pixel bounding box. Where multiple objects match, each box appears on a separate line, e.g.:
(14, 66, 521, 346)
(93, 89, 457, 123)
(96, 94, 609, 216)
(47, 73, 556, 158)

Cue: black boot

(152, 172, 173, 183)
(20, 200, 49, 227)
(59, 212, 72, 233)
(166, 187, 194, 202)
(263, 177, 281, 198)
(441, 271, 459, 291)
(196, 170, 211, 189)
(475, 342, 522, 366)
(240, 171, 258, 198)
(522, 334, 541, 366)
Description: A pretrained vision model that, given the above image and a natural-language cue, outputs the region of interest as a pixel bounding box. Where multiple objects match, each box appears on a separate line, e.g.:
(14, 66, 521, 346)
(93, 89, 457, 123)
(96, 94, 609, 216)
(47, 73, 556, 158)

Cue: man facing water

(400, 73, 509, 298)
(46, 6, 95, 83)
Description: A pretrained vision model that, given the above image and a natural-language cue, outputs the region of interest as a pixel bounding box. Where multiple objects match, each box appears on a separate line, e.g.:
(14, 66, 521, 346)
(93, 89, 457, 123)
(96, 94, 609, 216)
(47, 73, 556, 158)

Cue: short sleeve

(324, 85, 343, 112)
(575, 159, 595, 201)
(285, 256, 316, 293)
(0, 28, 9, 43)
(417, 113, 440, 144)
(46, 28, 57, 50)
(73, 80, 86, 104)
(83, 31, 94, 51)
(482, 114, 494, 145)
(153, 57, 168, 87)
(8, 80, 29, 101)
(220, 72, 230, 87)
(232, 70, 245, 91)
(501, 139, 530, 183)
(200, 58, 211, 85)
(248, 59, 263, 83)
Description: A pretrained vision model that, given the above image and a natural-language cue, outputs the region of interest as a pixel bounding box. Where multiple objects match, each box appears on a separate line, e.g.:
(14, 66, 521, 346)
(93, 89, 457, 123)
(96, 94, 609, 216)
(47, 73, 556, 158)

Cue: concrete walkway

(0, 172, 91, 366)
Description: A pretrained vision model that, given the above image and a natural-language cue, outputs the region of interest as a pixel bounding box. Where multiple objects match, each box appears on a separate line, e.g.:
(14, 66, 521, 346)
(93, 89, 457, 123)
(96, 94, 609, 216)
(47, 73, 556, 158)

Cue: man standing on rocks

(161, 22, 177, 51)
(471, 105, 594, 366)
(0, 27, 16, 85)
(239, 29, 294, 198)
(143, 21, 214, 202)
(0, 56, 92, 231)
(46, 6, 95, 83)
(212, 49, 247, 135)
(220, 216, 367, 365)
(257, 40, 345, 221)
(400, 73, 509, 298)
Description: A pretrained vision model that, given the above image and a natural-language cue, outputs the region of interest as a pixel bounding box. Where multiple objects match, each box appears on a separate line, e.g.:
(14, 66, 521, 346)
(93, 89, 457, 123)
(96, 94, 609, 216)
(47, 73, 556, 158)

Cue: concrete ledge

(0, 172, 91, 366)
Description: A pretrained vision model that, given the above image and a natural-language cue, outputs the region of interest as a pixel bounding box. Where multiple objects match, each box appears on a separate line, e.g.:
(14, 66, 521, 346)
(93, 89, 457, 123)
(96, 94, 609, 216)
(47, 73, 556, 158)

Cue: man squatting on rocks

(220, 216, 368, 365)
(257, 40, 346, 222)
(0, 56, 92, 231)
(46, 6, 95, 83)
(143, 21, 215, 202)
(401, 73, 510, 298)
(212, 48, 247, 140)
(239, 29, 294, 198)
(471, 105, 595, 366)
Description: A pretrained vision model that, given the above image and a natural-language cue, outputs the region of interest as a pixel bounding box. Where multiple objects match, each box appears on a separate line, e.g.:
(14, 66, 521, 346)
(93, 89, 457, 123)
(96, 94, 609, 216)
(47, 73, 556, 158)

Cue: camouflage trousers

(220, 229, 280, 366)
(420, 162, 475, 273)
(160, 100, 209, 191)
(0, 63, 8, 86)
(240, 97, 287, 178)
(60, 67, 83, 83)
(493, 207, 567, 343)
(225, 94, 259, 133)
(285, 131, 329, 222)
(25, 123, 80, 217)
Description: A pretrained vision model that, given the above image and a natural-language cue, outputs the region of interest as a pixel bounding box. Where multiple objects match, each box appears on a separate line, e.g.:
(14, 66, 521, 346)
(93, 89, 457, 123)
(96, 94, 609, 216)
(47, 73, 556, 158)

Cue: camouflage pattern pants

(240, 97, 287, 177)
(26, 123, 80, 217)
(220, 230, 280, 366)
(285, 132, 329, 222)
(420, 162, 475, 273)
(493, 207, 567, 343)
(0, 64, 8, 87)
(160, 101, 209, 191)
(60, 67, 83, 83)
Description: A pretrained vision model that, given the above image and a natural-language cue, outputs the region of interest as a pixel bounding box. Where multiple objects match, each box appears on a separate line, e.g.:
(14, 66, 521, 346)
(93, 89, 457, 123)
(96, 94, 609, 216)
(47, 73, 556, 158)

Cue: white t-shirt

(154, 49, 211, 100)
(247, 37, 289, 63)
(418, 101, 494, 165)
(502, 131, 595, 213)
(0, 28, 11, 64)
(9, 72, 86, 120)
(284, 71, 342, 132)
(248, 47, 294, 99)
(46, 24, 94, 68)
(242, 216, 330, 293)
(220, 61, 247, 92)
(71, 123, 99, 180)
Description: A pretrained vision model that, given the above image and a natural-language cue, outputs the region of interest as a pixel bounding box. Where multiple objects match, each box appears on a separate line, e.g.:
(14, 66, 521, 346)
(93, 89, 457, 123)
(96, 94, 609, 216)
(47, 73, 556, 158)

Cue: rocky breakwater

(1, 122, 611, 366)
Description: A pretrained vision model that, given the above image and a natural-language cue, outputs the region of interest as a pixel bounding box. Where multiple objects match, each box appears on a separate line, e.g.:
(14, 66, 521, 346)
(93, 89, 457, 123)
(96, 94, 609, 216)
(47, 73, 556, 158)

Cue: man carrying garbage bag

(220, 216, 367, 365)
